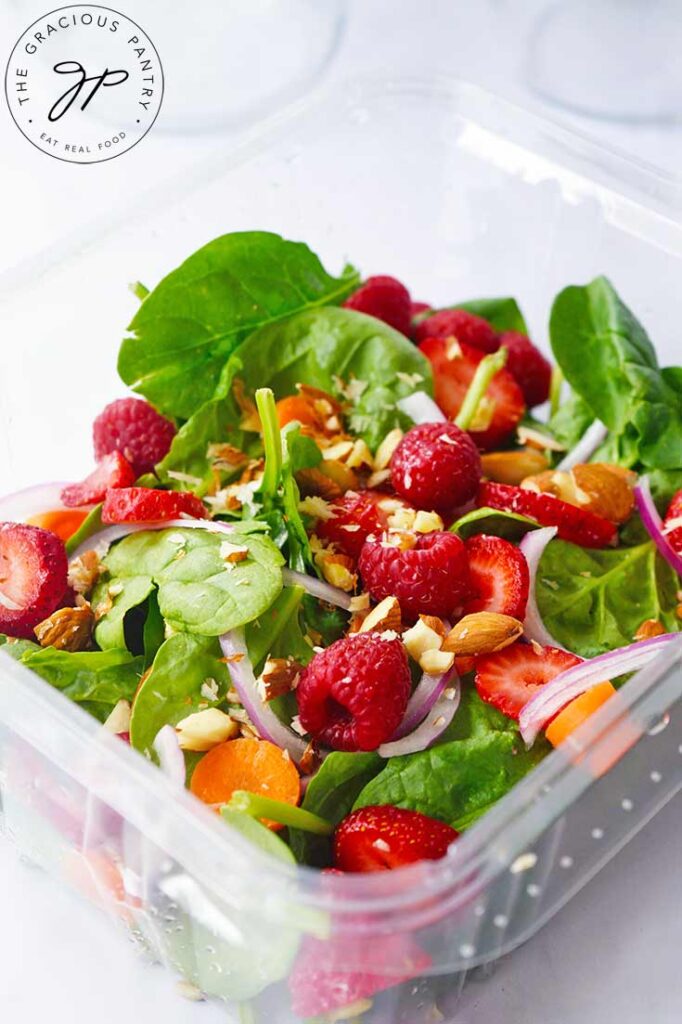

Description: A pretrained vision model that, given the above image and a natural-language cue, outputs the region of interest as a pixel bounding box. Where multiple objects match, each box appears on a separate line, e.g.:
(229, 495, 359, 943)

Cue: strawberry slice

(663, 489, 682, 555)
(101, 487, 207, 524)
(475, 640, 582, 720)
(334, 805, 458, 872)
(317, 490, 412, 561)
(419, 337, 525, 449)
(463, 534, 529, 619)
(61, 452, 135, 508)
(0, 523, 68, 639)
(478, 481, 618, 549)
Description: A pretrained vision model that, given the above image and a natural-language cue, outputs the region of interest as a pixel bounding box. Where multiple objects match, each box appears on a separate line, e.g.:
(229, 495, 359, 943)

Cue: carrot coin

(546, 681, 616, 748)
(275, 395, 319, 430)
(27, 507, 90, 542)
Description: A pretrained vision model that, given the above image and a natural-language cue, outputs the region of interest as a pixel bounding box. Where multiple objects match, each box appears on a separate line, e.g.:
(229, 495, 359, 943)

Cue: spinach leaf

(65, 504, 103, 556)
(646, 468, 682, 509)
(290, 752, 383, 865)
(142, 590, 165, 667)
(220, 807, 295, 864)
(244, 585, 313, 674)
(548, 391, 595, 452)
(0, 636, 40, 660)
(100, 525, 283, 636)
(550, 277, 682, 470)
(129, 633, 229, 755)
(455, 297, 528, 334)
(232, 307, 433, 451)
(450, 506, 538, 540)
(118, 232, 360, 419)
(536, 538, 680, 657)
(20, 647, 143, 714)
(92, 576, 155, 650)
(300, 593, 347, 647)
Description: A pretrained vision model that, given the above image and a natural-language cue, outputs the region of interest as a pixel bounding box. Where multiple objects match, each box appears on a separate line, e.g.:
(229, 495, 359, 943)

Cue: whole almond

(481, 449, 549, 485)
(442, 612, 523, 657)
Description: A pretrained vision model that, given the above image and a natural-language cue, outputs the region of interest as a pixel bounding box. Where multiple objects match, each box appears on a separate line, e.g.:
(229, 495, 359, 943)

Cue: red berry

(61, 451, 135, 508)
(359, 531, 471, 620)
(296, 632, 411, 752)
(414, 309, 499, 353)
(475, 640, 582, 720)
(334, 805, 458, 872)
(93, 398, 176, 477)
(101, 487, 207, 524)
(663, 490, 682, 555)
(410, 300, 431, 319)
(463, 534, 529, 619)
(419, 337, 525, 449)
(0, 523, 68, 639)
(289, 931, 430, 1019)
(391, 422, 481, 513)
(317, 490, 411, 562)
(498, 331, 552, 408)
(478, 481, 618, 549)
(343, 275, 412, 336)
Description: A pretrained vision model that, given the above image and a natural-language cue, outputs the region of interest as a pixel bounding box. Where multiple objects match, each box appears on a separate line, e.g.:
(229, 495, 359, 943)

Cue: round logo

(4, 4, 163, 163)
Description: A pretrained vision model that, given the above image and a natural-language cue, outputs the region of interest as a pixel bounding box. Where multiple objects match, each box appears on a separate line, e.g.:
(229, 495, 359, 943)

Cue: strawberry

(478, 481, 618, 548)
(419, 337, 525, 449)
(463, 534, 529, 619)
(61, 452, 136, 507)
(334, 805, 458, 872)
(475, 640, 582, 720)
(663, 489, 682, 555)
(101, 487, 207, 524)
(0, 523, 68, 639)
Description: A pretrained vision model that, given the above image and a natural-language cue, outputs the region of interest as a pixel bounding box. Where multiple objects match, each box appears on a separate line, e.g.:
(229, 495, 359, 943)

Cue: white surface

(1, 1, 681, 1021)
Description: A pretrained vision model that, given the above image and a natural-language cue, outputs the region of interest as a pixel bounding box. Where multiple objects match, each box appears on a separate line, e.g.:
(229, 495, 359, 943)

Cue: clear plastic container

(1, 79, 681, 1022)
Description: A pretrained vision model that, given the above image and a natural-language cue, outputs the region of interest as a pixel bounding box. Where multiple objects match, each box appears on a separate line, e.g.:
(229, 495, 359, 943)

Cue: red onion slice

(519, 632, 682, 746)
(0, 481, 77, 522)
(378, 684, 461, 758)
(153, 725, 186, 786)
(70, 517, 234, 562)
(219, 629, 308, 763)
(397, 391, 447, 425)
(556, 419, 608, 471)
(281, 567, 352, 611)
(519, 527, 567, 650)
(391, 628, 456, 739)
(635, 476, 682, 577)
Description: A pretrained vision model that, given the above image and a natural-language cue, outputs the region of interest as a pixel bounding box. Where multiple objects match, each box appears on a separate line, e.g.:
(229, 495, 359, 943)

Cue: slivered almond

(481, 449, 549, 485)
(322, 440, 355, 462)
(634, 618, 666, 641)
(418, 648, 455, 674)
(373, 428, 403, 471)
(297, 467, 343, 501)
(299, 496, 335, 521)
(102, 699, 131, 735)
(357, 596, 402, 635)
(517, 425, 566, 452)
(442, 612, 523, 656)
(348, 592, 371, 613)
(318, 459, 359, 495)
(403, 617, 444, 661)
(367, 468, 392, 488)
(206, 442, 248, 470)
(345, 438, 374, 470)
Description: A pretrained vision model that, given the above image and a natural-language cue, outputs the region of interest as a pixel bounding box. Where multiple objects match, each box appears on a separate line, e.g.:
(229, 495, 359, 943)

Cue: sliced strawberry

(663, 489, 682, 555)
(478, 481, 618, 548)
(61, 452, 135, 508)
(0, 523, 68, 639)
(101, 487, 207, 524)
(419, 337, 525, 449)
(316, 490, 411, 561)
(463, 534, 529, 619)
(334, 805, 458, 872)
(475, 641, 582, 720)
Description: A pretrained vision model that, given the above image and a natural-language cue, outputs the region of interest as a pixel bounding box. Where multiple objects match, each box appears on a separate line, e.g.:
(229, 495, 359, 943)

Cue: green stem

(549, 365, 564, 418)
(228, 790, 334, 835)
(129, 281, 150, 301)
(255, 387, 282, 504)
(454, 348, 508, 431)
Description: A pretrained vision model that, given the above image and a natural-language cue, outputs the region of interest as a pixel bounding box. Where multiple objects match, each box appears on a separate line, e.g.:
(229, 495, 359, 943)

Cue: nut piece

(418, 648, 455, 674)
(413, 510, 445, 534)
(317, 553, 357, 592)
(442, 612, 523, 657)
(102, 699, 131, 735)
(357, 596, 402, 635)
(481, 449, 549, 485)
(297, 467, 343, 501)
(176, 708, 239, 751)
(345, 439, 374, 470)
(403, 616, 444, 661)
(67, 549, 102, 595)
(571, 463, 635, 523)
(634, 618, 666, 641)
(373, 428, 404, 471)
(219, 540, 249, 564)
(516, 425, 566, 452)
(34, 605, 94, 652)
(258, 657, 303, 700)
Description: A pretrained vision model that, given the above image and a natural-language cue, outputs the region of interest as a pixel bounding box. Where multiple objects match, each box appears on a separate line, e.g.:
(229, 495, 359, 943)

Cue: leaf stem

(454, 348, 508, 431)
(255, 387, 282, 504)
(129, 281, 150, 301)
(228, 790, 334, 835)
(550, 366, 564, 418)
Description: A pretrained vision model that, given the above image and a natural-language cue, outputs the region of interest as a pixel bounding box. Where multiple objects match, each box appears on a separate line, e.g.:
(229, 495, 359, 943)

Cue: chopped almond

(357, 596, 402, 635)
(413, 510, 445, 533)
(481, 449, 549, 485)
(102, 699, 131, 735)
(317, 553, 357, 592)
(403, 617, 444, 661)
(516, 425, 566, 452)
(219, 540, 249, 564)
(380, 529, 417, 552)
(176, 708, 239, 751)
(258, 657, 303, 700)
(373, 428, 403, 471)
(418, 648, 455, 674)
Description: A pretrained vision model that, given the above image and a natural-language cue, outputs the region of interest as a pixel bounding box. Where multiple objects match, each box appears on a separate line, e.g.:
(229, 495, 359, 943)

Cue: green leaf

(548, 391, 595, 452)
(646, 468, 682, 509)
(0, 636, 40, 659)
(450, 506, 538, 540)
(536, 538, 681, 657)
(143, 590, 165, 667)
(129, 633, 229, 756)
(231, 307, 433, 451)
(550, 277, 682, 470)
(65, 504, 103, 556)
(245, 585, 313, 675)
(100, 525, 283, 636)
(118, 232, 360, 419)
(92, 576, 155, 650)
(220, 807, 296, 863)
(455, 297, 528, 334)
(20, 647, 143, 713)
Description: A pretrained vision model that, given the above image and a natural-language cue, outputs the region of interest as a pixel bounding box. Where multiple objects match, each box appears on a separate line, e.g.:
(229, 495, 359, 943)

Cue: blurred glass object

(525, 0, 682, 123)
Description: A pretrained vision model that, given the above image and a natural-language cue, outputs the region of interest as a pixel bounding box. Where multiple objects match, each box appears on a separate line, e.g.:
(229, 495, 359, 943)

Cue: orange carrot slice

(546, 681, 616, 748)
(190, 738, 300, 829)
(27, 507, 89, 542)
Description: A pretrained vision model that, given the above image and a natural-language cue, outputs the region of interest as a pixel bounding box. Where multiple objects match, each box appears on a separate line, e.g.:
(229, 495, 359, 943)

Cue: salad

(1, 230, 681, 1014)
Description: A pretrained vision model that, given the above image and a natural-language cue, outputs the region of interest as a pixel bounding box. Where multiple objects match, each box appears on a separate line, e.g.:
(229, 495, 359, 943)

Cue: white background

(1, 1, 681, 1021)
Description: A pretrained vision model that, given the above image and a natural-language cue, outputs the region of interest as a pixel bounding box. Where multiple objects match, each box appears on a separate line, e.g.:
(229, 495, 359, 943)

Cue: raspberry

(334, 805, 458, 871)
(296, 632, 411, 752)
(101, 487, 207, 524)
(61, 451, 135, 507)
(359, 531, 471, 620)
(414, 309, 499, 353)
(391, 422, 481, 513)
(0, 523, 68, 639)
(316, 489, 411, 561)
(498, 331, 552, 408)
(93, 398, 176, 477)
(343, 275, 412, 337)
